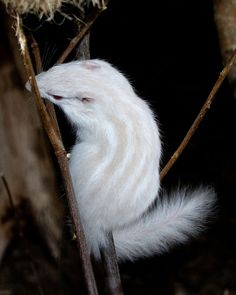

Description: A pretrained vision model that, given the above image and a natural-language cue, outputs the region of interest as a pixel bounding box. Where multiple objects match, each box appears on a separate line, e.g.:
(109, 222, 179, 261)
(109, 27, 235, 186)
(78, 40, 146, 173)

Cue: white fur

(27, 59, 216, 261)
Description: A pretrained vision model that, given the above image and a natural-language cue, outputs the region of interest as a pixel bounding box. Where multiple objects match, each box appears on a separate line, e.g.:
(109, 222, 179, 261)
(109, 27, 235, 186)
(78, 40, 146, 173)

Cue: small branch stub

(214, 0, 236, 98)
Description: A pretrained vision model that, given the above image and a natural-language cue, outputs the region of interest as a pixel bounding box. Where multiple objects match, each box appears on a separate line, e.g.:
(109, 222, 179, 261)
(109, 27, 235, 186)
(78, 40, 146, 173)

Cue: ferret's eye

(48, 93, 63, 100)
(81, 97, 94, 103)
(52, 95, 63, 100)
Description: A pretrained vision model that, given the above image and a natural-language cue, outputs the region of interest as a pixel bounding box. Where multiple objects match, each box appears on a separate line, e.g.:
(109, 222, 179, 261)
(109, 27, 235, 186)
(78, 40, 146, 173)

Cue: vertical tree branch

(76, 31, 123, 295)
(14, 15, 98, 295)
(100, 233, 123, 295)
(76, 33, 91, 60)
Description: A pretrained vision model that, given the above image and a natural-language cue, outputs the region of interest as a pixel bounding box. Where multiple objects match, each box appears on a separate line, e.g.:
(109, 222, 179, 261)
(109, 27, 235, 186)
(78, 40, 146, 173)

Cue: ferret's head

(26, 59, 136, 132)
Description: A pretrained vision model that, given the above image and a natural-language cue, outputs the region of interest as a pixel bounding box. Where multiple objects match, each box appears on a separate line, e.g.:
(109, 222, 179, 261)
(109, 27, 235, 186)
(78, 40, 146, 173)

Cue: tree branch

(15, 15, 98, 295)
(100, 232, 123, 295)
(56, 2, 108, 64)
(27, 33, 62, 139)
(160, 49, 236, 180)
(28, 33, 43, 73)
(76, 26, 123, 295)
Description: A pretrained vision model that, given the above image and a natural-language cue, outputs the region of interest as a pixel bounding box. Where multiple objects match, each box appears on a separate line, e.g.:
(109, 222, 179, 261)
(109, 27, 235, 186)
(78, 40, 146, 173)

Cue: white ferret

(26, 59, 216, 261)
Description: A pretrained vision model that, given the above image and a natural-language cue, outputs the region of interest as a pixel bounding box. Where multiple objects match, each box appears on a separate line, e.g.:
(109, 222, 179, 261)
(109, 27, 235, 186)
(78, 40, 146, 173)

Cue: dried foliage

(1, 0, 106, 18)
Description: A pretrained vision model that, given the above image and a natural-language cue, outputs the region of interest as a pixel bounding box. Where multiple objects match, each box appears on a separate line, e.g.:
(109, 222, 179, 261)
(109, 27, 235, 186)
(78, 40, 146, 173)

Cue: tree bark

(214, 0, 236, 98)
(0, 9, 63, 259)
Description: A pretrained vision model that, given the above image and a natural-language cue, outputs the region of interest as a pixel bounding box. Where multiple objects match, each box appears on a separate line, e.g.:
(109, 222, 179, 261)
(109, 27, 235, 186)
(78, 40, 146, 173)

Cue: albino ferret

(26, 59, 216, 261)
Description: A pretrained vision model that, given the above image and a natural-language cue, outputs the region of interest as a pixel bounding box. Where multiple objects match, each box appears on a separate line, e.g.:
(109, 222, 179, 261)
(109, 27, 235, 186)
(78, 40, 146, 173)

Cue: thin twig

(160, 49, 236, 180)
(15, 15, 98, 295)
(27, 34, 62, 139)
(56, 2, 108, 64)
(0, 174, 15, 210)
(1, 174, 23, 239)
(28, 33, 43, 73)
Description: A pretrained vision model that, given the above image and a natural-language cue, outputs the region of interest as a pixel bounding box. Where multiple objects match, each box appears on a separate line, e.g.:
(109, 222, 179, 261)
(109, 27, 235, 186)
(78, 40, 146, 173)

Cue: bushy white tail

(113, 187, 216, 261)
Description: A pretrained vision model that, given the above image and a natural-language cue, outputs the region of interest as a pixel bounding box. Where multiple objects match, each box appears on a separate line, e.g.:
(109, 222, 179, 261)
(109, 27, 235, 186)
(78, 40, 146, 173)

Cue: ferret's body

(28, 59, 215, 260)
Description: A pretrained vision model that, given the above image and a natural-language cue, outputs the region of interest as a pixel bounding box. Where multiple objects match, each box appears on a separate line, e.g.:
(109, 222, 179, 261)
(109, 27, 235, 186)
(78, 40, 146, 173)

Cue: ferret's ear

(80, 60, 101, 70)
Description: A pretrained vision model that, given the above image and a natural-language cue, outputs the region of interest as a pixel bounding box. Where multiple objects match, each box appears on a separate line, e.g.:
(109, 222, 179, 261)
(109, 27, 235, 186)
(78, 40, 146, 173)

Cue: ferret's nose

(25, 81, 31, 91)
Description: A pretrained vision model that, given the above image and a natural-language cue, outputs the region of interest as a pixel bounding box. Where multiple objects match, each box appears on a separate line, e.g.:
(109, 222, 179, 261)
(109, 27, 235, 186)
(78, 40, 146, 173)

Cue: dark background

(1, 0, 236, 294)
(89, 1, 236, 294)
